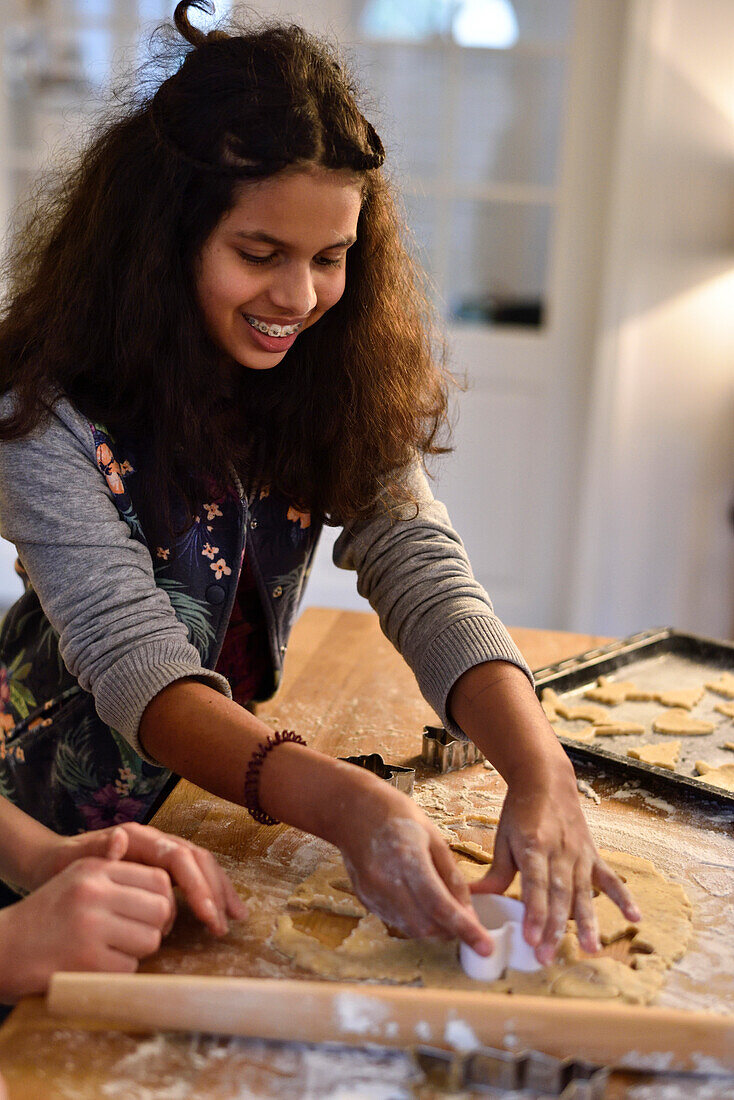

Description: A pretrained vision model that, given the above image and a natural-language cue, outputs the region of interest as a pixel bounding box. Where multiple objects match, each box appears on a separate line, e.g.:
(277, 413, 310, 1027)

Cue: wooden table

(0, 608, 732, 1098)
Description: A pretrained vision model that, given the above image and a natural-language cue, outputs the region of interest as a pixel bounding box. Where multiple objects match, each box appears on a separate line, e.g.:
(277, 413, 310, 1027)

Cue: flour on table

(576, 779, 600, 803)
(627, 740, 681, 770)
(272, 849, 693, 1005)
(652, 709, 715, 736)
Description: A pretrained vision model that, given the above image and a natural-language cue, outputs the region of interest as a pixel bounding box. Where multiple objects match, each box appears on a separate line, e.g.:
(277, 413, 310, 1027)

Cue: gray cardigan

(0, 395, 532, 759)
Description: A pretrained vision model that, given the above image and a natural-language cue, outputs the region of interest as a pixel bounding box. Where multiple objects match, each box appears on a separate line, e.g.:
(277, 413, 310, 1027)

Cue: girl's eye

(316, 255, 344, 268)
(237, 251, 276, 266)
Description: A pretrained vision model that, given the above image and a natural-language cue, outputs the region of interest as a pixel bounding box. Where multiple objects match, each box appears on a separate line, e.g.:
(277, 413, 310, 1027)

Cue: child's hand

(470, 764, 641, 964)
(0, 857, 174, 1001)
(336, 785, 494, 955)
(40, 824, 246, 937)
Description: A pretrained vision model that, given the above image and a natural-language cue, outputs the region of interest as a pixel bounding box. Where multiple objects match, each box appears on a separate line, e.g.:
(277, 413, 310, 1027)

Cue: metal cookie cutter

(339, 752, 415, 795)
(460, 894, 541, 981)
(421, 724, 485, 772)
(413, 1045, 608, 1098)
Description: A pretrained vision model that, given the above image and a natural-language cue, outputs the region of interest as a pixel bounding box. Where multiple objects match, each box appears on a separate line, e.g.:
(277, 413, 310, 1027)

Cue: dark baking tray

(533, 627, 734, 809)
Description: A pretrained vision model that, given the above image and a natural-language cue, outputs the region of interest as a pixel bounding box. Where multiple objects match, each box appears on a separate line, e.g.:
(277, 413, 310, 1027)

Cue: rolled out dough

(272, 848, 692, 1005)
(652, 709, 715, 736)
(287, 853, 367, 918)
(626, 740, 681, 770)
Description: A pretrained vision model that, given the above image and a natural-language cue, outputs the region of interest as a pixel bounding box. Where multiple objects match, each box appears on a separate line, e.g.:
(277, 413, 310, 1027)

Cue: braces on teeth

(245, 315, 301, 338)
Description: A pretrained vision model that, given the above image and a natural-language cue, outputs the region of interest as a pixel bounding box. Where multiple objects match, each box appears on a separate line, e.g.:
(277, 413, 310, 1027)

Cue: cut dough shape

(556, 701, 611, 724)
(715, 702, 734, 720)
(584, 676, 654, 706)
(723, 742, 734, 752)
(694, 761, 734, 792)
(652, 709, 715, 736)
(272, 849, 693, 1005)
(556, 725, 596, 743)
(627, 740, 681, 770)
(541, 688, 561, 721)
(589, 850, 692, 966)
(653, 687, 704, 710)
(594, 721, 646, 736)
(705, 672, 734, 699)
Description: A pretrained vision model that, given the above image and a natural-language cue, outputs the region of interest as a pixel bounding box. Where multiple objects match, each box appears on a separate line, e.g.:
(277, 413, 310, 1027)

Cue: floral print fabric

(0, 421, 321, 836)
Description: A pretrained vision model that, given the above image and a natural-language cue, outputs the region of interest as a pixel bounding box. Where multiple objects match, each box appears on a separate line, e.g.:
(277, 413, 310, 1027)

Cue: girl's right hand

(0, 857, 175, 1001)
(335, 785, 493, 954)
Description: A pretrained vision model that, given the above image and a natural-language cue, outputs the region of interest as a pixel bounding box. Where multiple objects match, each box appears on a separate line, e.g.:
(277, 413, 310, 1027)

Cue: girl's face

(195, 167, 362, 370)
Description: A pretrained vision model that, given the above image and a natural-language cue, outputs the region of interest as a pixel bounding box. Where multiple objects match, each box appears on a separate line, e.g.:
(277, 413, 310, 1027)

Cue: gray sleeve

(332, 462, 533, 738)
(0, 398, 231, 763)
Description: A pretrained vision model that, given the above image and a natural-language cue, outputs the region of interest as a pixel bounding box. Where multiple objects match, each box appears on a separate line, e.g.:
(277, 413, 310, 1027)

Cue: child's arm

(140, 680, 496, 954)
(0, 796, 61, 894)
(448, 661, 641, 963)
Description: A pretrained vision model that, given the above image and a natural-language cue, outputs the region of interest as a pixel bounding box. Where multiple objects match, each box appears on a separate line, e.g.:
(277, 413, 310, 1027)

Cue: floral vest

(0, 422, 321, 835)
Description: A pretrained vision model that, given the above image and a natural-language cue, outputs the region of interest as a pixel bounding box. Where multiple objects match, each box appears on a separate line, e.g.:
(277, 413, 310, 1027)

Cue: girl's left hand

(38, 822, 247, 936)
(470, 762, 641, 964)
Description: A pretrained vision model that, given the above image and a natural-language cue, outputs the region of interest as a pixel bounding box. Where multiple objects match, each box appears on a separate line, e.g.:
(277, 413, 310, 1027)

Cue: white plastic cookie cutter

(460, 894, 542, 981)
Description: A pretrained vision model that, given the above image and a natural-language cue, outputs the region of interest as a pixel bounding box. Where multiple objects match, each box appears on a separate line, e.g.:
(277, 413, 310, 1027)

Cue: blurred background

(0, 0, 732, 638)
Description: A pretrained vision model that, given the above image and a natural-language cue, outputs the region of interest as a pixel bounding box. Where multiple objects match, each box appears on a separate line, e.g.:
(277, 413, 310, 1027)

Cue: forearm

(447, 661, 576, 786)
(139, 679, 384, 841)
(0, 797, 61, 892)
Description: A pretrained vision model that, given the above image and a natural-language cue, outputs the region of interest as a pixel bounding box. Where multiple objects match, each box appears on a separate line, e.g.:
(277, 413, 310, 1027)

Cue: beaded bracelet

(244, 730, 306, 825)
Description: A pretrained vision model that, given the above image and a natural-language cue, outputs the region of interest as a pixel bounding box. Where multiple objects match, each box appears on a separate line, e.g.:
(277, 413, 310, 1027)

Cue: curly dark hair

(0, 0, 450, 527)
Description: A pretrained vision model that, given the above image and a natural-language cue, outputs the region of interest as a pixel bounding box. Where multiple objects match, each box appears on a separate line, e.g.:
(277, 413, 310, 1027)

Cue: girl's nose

(269, 263, 317, 317)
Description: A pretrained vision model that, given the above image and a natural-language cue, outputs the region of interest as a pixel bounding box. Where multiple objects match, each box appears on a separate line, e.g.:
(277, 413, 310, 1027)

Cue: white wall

(571, 0, 734, 638)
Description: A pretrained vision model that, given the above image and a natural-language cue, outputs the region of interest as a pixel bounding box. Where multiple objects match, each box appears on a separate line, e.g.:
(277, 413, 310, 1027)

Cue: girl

(0, 0, 639, 965)
(0, 796, 246, 1000)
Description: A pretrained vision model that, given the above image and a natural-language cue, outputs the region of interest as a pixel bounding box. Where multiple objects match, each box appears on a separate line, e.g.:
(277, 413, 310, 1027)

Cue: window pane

(447, 200, 550, 326)
(511, 0, 573, 44)
(454, 51, 565, 186)
(353, 43, 447, 179)
(400, 191, 442, 304)
(354, 0, 573, 47)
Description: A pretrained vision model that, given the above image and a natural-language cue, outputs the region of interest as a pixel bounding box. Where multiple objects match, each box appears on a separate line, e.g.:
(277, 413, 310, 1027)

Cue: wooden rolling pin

(48, 973, 734, 1073)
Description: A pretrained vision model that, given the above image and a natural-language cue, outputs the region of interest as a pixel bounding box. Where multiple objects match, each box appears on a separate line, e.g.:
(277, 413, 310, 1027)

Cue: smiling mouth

(244, 314, 303, 338)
